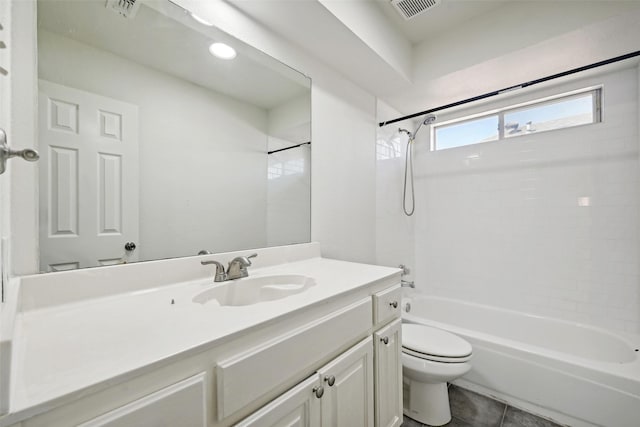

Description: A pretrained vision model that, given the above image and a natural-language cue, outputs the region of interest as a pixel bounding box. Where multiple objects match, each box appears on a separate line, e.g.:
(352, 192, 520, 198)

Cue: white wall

(268, 94, 311, 143)
(375, 100, 415, 280)
(405, 67, 640, 333)
(266, 137, 311, 247)
(387, 2, 640, 115)
(312, 78, 376, 263)
(38, 30, 269, 260)
(266, 95, 311, 248)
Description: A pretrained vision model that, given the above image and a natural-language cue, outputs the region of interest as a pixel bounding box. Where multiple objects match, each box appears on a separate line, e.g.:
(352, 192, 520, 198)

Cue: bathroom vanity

(0, 244, 403, 427)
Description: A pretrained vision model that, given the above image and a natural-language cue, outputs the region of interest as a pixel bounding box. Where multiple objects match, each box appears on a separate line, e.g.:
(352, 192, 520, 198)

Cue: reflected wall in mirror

(36, 0, 311, 272)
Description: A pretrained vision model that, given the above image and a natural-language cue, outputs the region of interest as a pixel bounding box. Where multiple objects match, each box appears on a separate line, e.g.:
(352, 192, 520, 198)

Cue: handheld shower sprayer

(422, 114, 437, 125)
(400, 113, 437, 216)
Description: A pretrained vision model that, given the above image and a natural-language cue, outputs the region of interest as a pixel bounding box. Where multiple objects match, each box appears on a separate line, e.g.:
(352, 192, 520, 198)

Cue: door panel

(38, 80, 139, 271)
(375, 319, 402, 427)
(318, 337, 374, 427)
(236, 375, 321, 427)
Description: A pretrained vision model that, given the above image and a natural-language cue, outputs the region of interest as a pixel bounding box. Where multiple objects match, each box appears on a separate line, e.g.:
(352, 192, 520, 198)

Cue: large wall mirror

(36, 0, 311, 272)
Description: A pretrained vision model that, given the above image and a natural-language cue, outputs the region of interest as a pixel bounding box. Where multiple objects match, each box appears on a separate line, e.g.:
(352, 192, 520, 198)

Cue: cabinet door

(78, 373, 206, 427)
(236, 375, 321, 427)
(374, 319, 402, 427)
(318, 337, 374, 427)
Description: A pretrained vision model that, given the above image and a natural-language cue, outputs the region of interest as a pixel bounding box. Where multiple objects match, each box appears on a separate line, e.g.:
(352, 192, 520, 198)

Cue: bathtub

(402, 295, 640, 427)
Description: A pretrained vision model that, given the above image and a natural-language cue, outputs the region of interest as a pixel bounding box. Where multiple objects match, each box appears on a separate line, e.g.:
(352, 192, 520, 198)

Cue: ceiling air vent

(390, 0, 441, 20)
(105, 0, 141, 19)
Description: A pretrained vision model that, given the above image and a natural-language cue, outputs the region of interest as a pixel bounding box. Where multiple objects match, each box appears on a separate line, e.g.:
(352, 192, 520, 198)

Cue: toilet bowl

(402, 323, 472, 426)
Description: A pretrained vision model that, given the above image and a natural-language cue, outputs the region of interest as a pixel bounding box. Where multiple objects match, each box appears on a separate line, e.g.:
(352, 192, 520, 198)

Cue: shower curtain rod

(267, 141, 311, 155)
(379, 49, 640, 127)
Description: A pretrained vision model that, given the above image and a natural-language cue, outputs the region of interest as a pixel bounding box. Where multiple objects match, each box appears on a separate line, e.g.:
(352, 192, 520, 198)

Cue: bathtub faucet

(401, 280, 415, 288)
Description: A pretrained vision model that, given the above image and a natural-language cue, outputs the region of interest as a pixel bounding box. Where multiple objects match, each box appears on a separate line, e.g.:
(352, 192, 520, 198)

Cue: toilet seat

(402, 324, 472, 363)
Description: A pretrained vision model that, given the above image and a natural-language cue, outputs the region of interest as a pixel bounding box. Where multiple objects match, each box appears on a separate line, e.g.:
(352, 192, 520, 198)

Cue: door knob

(0, 128, 39, 175)
(313, 385, 324, 398)
(124, 242, 136, 251)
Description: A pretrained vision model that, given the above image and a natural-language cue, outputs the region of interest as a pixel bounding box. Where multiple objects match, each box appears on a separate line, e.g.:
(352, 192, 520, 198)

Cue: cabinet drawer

(373, 285, 401, 326)
(78, 373, 207, 427)
(216, 297, 372, 420)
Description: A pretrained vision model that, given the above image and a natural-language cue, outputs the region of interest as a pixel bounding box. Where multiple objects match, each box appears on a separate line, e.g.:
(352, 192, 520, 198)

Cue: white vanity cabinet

(6, 278, 403, 427)
(236, 337, 374, 427)
(237, 285, 402, 427)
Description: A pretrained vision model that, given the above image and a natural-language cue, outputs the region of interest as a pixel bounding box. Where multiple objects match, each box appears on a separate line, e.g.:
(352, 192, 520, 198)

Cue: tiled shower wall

(375, 101, 415, 280)
(377, 66, 640, 333)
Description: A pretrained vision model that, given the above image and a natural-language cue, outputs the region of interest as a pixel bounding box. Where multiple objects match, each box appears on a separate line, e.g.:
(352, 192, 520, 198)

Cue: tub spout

(401, 280, 415, 288)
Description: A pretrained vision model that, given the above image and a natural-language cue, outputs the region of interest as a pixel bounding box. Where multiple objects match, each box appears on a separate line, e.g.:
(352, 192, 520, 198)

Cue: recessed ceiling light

(209, 42, 237, 60)
(190, 12, 213, 26)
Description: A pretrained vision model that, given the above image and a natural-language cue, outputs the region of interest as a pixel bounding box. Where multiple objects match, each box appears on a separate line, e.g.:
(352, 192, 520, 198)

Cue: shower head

(422, 114, 436, 125)
(398, 114, 436, 140)
(410, 114, 437, 140)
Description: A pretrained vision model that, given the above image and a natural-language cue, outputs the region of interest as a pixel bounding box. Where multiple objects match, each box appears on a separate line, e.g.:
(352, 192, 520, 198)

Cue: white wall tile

(378, 67, 640, 334)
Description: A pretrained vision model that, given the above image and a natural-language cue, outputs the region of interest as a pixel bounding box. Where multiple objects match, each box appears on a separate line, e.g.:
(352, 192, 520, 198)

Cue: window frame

(431, 86, 602, 151)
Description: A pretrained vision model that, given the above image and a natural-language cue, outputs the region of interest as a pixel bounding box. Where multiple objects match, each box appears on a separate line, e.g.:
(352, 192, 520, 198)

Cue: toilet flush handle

(389, 301, 398, 309)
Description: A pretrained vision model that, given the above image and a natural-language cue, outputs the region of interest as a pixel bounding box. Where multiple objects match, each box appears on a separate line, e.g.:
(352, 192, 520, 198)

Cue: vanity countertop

(7, 254, 400, 422)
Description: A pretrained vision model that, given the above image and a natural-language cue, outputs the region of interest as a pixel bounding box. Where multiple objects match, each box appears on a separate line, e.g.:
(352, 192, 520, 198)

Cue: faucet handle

(233, 253, 257, 266)
(399, 264, 410, 276)
(245, 253, 257, 265)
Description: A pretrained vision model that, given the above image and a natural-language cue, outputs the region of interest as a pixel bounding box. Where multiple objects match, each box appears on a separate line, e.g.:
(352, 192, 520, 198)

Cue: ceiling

(375, 0, 510, 44)
(38, 0, 640, 120)
(37, 0, 310, 110)
(226, 0, 640, 119)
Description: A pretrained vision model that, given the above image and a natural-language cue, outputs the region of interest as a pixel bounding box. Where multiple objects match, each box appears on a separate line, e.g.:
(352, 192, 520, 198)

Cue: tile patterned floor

(402, 385, 564, 427)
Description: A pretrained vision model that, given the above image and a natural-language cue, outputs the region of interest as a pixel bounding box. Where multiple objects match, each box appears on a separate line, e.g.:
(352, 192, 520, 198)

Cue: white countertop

(7, 255, 400, 422)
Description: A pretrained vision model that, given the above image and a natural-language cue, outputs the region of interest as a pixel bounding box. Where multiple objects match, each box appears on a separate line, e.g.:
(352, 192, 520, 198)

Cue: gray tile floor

(402, 385, 564, 427)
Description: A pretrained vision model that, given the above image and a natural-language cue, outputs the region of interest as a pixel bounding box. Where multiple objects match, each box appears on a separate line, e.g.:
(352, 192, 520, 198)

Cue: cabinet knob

(324, 375, 336, 386)
(381, 336, 389, 345)
(389, 301, 398, 309)
(313, 385, 324, 398)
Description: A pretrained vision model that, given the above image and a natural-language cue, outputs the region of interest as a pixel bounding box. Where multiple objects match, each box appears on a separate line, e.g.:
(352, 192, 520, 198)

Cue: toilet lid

(402, 324, 472, 359)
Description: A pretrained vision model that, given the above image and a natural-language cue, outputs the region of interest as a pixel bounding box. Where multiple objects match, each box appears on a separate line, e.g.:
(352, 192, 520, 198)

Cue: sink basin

(192, 275, 316, 306)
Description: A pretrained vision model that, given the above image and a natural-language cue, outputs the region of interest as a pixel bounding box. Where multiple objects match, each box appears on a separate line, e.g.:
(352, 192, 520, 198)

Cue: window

(267, 158, 305, 180)
(376, 135, 402, 160)
(432, 88, 601, 151)
(435, 115, 499, 150)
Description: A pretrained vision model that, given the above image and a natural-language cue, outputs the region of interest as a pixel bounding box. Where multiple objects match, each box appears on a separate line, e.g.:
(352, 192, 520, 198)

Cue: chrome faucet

(201, 253, 257, 282)
(227, 253, 257, 280)
(201, 260, 228, 282)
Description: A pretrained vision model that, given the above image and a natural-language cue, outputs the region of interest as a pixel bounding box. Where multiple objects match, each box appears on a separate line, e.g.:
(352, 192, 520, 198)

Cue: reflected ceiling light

(209, 42, 237, 60)
(190, 12, 214, 26)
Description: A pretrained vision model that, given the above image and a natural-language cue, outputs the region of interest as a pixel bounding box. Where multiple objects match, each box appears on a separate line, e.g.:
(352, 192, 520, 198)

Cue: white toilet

(402, 323, 473, 426)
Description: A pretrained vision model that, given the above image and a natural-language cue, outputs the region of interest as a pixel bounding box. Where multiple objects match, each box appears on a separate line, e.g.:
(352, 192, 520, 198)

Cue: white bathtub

(403, 295, 640, 427)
